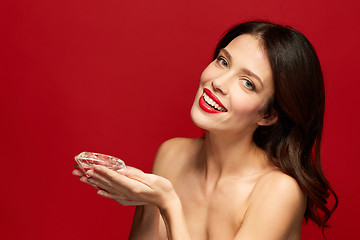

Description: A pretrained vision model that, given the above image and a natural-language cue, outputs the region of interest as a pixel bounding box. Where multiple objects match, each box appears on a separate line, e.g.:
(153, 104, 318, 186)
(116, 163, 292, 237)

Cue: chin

(190, 100, 211, 130)
(190, 102, 217, 132)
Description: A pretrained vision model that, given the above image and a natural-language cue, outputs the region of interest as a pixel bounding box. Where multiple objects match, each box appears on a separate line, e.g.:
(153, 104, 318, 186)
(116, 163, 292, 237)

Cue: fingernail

(87, 178, 94, 184)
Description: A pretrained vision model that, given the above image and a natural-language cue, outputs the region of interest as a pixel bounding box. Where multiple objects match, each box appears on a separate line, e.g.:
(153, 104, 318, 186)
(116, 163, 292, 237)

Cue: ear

(257, 110, 278, 126)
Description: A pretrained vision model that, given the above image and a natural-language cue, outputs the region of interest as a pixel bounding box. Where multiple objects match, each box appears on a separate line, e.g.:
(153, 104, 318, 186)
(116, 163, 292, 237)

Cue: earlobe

(257, 111, 278, 126)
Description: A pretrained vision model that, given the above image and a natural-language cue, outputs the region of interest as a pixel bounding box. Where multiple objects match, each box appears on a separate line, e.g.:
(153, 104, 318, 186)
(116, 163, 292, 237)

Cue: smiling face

(191, 34, 276, 136)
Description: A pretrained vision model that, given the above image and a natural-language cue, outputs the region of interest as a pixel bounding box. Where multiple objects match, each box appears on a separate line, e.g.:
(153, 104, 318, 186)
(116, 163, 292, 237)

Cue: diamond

(75, 152, 126, 176)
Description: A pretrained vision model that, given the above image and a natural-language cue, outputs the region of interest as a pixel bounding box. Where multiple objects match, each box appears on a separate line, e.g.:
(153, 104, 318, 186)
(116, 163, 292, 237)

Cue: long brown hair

(214, 21, 338, 233)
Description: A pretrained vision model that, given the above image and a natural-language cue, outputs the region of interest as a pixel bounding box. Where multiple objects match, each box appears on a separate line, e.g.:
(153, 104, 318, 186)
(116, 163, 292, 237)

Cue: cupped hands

(72, 165, 178, 209)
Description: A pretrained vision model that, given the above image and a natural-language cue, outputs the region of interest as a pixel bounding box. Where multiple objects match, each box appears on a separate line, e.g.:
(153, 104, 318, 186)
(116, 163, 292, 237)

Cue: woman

(73, 21, 337, 239)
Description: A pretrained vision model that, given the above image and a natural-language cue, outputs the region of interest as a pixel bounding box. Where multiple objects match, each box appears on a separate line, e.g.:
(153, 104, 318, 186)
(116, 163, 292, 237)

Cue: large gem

(75, 152, 126, 176)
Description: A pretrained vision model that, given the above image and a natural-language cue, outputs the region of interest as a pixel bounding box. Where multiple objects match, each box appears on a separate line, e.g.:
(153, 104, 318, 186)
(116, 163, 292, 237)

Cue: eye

(242, 79, 256, 91)
(216, 56, 228, 68)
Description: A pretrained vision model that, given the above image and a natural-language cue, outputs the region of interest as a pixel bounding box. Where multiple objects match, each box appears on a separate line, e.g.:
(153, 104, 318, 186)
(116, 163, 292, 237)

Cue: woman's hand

(73, 164, 191, 239)
(72, 164, 100, 189)
(78, 165, 179, 208)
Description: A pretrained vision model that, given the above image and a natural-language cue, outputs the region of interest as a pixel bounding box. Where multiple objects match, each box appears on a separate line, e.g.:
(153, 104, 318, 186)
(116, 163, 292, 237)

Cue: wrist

(159, 188, 181, 213)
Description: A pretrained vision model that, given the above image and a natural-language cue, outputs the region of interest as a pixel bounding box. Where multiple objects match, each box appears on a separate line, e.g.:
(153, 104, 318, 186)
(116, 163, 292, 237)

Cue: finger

(86, 176, 111, 192)
(121, 166, 146, 179)
(72, 169, 85, 177)
(91, 166, 134, 189)
(91, 166, 152, 195)
(95, 165, 149, 187)
(93, 165, 127, 178)
(97, 190, 146, 206)
(86, 168, 118, 192)
(86, 170, 129, 196)
(79, 176, 100, 190)
(122, 167, 155, 189)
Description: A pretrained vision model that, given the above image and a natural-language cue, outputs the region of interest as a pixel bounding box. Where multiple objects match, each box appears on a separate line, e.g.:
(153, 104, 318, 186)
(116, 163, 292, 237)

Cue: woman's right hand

(72, 164, 84, 177)
(72, 164, 99, 189)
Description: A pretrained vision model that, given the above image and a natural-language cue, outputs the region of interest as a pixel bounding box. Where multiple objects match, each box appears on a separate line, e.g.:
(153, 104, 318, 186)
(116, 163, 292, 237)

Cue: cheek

(199, 63, 214, 85)
(230, 95, 264, 119)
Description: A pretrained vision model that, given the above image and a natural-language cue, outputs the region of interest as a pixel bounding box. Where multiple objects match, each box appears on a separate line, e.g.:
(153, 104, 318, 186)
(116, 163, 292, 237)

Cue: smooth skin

(73, 34, 306, 240)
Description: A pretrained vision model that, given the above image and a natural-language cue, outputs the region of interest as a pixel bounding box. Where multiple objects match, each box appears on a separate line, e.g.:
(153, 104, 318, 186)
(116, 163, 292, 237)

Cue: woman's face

(190, 34, 275, 136)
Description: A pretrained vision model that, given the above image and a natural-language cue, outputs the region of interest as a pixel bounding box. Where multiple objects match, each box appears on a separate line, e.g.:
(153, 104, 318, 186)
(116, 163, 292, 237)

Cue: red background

(1, 0, 359, 239)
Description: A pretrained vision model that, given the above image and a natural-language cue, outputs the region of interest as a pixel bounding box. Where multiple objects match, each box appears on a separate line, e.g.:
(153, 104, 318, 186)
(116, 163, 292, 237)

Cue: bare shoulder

(252, 170, 305, 203)
(152, 137, 203, 179)
(236, 170, 306, 239)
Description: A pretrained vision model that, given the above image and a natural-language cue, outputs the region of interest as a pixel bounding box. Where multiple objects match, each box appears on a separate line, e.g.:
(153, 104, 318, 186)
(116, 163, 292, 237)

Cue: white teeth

(202, 92, 226, 112)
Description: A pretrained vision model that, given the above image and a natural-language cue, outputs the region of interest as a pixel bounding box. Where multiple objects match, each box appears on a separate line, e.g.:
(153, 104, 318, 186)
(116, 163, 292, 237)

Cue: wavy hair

(213, 21, 338, 233)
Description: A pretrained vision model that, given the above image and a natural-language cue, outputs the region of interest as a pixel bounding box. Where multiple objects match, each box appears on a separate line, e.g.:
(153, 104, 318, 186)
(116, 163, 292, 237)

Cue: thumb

(122, 166, 147, 182)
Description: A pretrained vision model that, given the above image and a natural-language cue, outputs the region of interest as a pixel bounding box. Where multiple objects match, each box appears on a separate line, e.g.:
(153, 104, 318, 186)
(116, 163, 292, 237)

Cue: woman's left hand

(84, 166, 178, 208)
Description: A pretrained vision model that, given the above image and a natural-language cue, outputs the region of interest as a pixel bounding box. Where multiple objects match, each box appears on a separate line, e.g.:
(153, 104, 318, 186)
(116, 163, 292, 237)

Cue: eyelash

(216, 55, 256, 91)
(242, 79, 256, 91)
(216, 56, 228, 68)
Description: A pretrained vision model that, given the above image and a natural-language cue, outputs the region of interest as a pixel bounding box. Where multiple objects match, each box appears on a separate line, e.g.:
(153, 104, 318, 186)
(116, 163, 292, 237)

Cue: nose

(211, 72, 231, 95)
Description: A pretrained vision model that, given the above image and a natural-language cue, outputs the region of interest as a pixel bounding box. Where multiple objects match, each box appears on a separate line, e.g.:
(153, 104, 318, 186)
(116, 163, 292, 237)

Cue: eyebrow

(219, 48, 264, 87)
(241, 68, 264, 88)
(220, 48, 232, 62)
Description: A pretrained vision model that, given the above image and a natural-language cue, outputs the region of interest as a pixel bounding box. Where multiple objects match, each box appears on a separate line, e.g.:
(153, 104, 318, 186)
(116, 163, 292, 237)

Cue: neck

(200, 130, 270, 180)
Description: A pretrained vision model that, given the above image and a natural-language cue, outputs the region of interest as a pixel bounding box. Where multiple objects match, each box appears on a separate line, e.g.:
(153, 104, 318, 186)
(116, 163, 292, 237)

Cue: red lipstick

(204, 88, 226, 109)
(199, 88, 227, 113)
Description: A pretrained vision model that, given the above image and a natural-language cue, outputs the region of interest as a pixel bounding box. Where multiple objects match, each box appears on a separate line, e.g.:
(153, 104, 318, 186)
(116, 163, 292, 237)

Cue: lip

(204, 88, 226, 109)
(199, 88, 227, 113)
